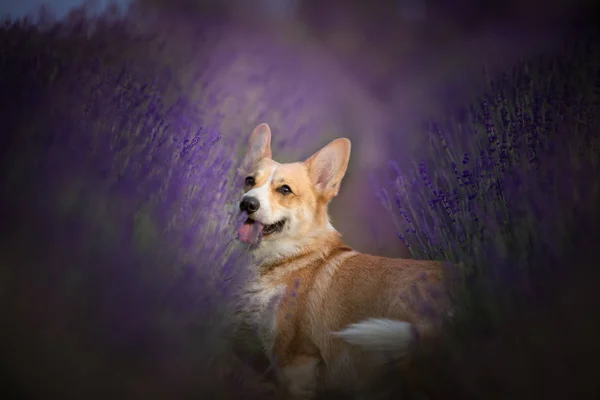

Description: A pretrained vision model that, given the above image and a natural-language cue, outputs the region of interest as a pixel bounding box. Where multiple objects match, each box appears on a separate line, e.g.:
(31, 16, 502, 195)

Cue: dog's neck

(253, 224, 347, 272)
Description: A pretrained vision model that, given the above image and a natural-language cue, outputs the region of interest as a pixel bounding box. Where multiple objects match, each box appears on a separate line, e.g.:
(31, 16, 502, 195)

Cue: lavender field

(1, 1, 599, 399)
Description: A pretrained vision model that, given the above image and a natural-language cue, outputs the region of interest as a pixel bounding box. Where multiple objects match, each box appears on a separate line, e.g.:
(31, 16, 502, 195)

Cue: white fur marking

(240, 279, 286, 358)
(332, 318, 415, 354)
(244, 167, 276, 223)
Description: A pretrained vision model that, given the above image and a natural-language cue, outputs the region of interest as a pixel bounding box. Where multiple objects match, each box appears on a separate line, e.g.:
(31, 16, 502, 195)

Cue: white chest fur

(239, 274, 287, 359)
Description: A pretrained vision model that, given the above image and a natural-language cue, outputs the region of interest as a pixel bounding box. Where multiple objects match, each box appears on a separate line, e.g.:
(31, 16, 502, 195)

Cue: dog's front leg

(275, 354, 320, 400)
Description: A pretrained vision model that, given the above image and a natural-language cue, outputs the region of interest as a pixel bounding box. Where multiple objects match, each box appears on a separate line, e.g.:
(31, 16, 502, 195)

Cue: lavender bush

(0, 15, 265, 399)
(374, 30, 600, 399)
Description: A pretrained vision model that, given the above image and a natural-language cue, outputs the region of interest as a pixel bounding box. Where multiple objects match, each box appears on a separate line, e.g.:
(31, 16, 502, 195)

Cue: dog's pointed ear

(305, 138, 351, 199)
(241, 123, 272, 172)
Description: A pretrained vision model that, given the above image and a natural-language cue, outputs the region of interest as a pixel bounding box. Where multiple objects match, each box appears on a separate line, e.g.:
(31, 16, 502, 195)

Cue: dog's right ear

(305, 138, 351, 200)
(240, 123, 272, 172)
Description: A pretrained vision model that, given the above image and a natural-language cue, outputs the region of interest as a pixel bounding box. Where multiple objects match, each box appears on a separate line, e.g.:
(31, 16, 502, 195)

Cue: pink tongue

(238, 222, 264, 244)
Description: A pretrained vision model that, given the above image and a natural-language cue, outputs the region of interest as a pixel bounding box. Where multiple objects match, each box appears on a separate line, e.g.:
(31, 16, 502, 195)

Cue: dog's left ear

(241, 123, 272, 173)
(305, 138, 351, 199)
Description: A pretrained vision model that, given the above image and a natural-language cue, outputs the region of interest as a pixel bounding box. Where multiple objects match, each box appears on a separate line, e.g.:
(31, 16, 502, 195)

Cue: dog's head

(237, 123, 351, 259)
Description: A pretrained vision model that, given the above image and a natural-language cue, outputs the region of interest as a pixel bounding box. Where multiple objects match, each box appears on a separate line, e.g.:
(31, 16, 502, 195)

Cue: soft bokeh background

(2, 0, 595, 257)
(1, 0, 599, 399)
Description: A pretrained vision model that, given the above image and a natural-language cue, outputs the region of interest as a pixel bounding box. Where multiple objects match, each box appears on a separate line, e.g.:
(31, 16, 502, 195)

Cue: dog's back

(243, 237, 447, 394)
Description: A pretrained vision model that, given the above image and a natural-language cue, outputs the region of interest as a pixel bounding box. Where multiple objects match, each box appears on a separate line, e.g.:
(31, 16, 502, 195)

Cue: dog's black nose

(240, 196, 260, 213)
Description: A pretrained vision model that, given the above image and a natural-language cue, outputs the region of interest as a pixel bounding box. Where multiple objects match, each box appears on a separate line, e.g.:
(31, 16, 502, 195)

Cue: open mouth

(238, 216, 286, 244)
(245, 217, 286, 236)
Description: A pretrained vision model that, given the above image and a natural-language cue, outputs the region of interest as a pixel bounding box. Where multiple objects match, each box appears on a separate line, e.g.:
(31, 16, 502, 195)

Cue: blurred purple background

(2, 0, 596, 256)
(1, 1, 598, 398)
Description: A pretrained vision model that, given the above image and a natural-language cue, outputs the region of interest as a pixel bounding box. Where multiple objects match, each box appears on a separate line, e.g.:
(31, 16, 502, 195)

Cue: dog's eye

(244, 176, 255, 187)
(277, 185, 292, 195)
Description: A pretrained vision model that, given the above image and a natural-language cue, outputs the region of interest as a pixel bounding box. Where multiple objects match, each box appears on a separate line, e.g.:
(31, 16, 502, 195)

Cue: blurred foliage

(374, 30, 600, 399)
(0, 8, 256, 398)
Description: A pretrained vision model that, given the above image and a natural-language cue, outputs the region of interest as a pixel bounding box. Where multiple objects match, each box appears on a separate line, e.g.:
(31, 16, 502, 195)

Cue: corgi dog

(235, 123, 451, 399)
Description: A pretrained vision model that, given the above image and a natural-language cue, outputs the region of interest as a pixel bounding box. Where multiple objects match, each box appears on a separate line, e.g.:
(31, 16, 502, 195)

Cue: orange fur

(236, 123, 450, 399)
